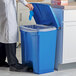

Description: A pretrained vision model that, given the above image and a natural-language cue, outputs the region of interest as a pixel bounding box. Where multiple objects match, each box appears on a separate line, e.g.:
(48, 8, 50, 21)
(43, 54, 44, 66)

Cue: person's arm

(18, 0, 34, 10)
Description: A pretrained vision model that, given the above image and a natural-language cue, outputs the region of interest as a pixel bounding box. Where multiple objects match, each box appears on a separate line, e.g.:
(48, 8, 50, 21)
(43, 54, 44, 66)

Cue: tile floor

(0, 46, 76, 76)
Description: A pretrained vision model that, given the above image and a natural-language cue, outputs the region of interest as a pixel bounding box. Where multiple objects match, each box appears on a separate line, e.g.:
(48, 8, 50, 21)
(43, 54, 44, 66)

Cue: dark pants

(0, 43, 6, 64)
(0, 43, 18, 66)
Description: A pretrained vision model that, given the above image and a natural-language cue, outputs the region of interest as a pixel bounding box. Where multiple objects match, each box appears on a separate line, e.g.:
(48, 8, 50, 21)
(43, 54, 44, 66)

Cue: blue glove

(29, 11, 34, 21)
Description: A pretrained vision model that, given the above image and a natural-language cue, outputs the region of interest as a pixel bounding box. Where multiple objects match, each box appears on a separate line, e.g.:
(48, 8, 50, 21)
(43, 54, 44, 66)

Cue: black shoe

(27, 67, 33, 72)
(10, 63, 28, 72)
(23, 63, 33, 72)
(0, 62, 9, 67)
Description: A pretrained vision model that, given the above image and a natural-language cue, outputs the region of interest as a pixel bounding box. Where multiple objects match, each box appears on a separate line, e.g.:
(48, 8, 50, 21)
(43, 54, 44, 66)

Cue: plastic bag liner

(20, 25, 56, 32)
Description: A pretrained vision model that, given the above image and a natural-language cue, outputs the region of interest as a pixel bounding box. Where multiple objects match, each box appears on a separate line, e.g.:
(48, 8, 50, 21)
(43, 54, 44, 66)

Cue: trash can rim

(20, 25, 56, 32)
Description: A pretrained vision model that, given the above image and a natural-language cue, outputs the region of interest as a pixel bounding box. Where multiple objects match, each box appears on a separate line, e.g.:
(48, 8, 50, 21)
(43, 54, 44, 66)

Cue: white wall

(69, 0, 75, 2)
(42, 0, 51, 3)
(40, 0, 75, 3)
(41, 0, 51, 3)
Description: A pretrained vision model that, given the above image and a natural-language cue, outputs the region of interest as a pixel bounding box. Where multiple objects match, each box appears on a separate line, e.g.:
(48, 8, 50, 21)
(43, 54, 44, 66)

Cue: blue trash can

(20, 3, 60, 74)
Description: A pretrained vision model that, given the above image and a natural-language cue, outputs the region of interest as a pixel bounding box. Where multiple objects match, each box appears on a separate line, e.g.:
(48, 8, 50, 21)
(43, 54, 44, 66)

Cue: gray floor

(0, 46, 76, 76)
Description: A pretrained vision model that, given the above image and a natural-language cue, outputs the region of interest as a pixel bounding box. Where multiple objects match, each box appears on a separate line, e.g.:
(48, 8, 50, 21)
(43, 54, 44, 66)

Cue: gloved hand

(29, 11, 34, 21)
(26, 4, 34, 10)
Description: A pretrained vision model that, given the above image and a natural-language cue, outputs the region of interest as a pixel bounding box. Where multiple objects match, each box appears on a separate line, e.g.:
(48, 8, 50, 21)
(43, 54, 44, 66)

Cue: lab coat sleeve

(18, 0, 28, 5)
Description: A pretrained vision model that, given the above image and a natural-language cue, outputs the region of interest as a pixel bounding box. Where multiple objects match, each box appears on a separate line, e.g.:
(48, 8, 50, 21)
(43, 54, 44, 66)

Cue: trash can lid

(31, 3, 60, 29)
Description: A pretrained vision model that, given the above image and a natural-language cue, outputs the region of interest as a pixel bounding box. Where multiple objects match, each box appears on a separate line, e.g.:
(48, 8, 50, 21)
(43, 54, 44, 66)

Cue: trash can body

(20, 25, 57, 74)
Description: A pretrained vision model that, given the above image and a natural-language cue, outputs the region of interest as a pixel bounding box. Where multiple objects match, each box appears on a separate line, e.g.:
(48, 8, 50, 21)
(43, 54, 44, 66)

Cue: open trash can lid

(31, 3, 60, 29)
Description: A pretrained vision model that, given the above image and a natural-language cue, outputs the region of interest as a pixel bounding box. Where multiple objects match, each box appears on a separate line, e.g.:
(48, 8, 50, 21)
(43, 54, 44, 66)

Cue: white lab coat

(0, 0, 28, 43)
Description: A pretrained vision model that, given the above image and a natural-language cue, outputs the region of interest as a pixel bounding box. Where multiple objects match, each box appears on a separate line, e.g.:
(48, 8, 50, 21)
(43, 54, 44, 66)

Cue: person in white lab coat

(0, 0, 33, 72)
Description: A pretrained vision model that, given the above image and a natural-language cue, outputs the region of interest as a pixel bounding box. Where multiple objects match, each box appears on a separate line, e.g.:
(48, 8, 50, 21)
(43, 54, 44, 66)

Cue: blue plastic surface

(30, 3, 60, 28)
(20, 3, 59, 74)
(32, 30, 57, 74)
(29, 11, 34, 21)
(20, 26, 57, 74)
